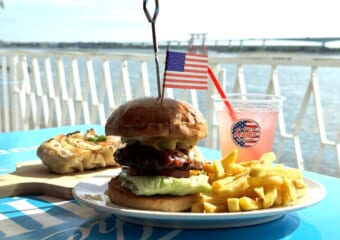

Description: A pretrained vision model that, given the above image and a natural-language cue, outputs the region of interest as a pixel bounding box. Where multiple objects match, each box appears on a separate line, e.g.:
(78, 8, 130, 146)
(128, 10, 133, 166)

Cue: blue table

(0, 125, 337, 239)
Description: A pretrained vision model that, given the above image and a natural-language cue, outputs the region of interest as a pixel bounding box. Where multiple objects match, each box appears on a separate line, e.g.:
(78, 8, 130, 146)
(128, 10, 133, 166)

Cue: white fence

(1, 49, 339, 176)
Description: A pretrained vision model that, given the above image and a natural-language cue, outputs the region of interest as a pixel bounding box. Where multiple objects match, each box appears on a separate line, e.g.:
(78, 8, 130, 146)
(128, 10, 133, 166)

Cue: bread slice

(37, 129, 121, 174)
(106, 176, 198, 212)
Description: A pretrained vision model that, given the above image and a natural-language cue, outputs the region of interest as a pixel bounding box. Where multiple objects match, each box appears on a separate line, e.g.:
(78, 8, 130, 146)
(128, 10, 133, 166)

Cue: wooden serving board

(0, 160, 118, 200)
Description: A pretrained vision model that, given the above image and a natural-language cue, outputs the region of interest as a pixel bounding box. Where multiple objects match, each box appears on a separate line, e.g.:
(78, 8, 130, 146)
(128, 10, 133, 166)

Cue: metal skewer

(143, 0, 161, 98)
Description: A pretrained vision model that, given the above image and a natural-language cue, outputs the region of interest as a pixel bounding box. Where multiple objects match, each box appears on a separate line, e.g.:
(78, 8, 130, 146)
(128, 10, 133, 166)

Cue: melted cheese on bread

(37, 129, 121, 174)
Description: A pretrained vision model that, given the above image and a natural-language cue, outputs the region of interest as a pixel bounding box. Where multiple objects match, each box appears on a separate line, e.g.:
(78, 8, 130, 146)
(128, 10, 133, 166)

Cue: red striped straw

(208, 66, 237, 121)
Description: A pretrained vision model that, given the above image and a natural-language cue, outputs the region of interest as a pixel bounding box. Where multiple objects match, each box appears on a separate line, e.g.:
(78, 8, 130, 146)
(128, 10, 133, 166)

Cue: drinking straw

(208, 66, 236, 120)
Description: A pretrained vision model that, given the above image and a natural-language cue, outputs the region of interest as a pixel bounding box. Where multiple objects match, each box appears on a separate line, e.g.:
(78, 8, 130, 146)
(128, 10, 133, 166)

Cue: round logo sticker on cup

(231, 118, 261, 148)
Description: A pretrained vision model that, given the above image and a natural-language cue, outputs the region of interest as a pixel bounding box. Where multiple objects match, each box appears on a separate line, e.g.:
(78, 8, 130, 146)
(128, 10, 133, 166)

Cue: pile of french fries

(192, 150, 307, 213)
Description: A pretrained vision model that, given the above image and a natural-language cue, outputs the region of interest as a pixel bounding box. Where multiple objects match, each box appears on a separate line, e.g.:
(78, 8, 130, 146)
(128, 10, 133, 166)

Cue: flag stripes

(163, 51, 208, 90)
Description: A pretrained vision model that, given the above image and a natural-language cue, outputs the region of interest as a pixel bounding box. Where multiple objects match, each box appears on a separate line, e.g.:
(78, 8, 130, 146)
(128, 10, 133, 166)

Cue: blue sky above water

(0, 0, 339, 43)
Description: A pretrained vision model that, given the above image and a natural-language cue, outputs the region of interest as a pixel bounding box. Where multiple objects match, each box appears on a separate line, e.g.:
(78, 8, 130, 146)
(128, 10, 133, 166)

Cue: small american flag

(163, 51, 208, 90)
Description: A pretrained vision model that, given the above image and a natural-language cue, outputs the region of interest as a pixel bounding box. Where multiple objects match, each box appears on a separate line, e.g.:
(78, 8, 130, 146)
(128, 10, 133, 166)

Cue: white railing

(1, 49, 339, 177)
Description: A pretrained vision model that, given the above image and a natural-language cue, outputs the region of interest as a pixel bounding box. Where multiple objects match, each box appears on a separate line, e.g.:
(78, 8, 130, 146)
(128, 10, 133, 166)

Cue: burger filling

(114, 142, 202, 177)
(119, 170, 210, 196)
(114, 137, 211, 196)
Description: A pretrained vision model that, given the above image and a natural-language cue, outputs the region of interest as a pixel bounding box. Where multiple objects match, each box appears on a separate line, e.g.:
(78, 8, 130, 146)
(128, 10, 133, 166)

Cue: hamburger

(105, 97, 211, 212)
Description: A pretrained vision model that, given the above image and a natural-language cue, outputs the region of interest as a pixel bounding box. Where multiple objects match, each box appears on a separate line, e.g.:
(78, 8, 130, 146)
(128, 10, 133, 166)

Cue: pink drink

(213, 94, 284, 162)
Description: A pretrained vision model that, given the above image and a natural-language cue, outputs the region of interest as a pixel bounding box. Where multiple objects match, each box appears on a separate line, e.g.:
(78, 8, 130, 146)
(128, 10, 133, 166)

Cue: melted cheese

(37, 129, 121, 174)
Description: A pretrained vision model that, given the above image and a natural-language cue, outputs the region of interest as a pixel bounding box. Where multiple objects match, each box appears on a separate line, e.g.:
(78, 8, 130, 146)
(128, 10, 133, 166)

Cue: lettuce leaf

(119, 174, 211, 196)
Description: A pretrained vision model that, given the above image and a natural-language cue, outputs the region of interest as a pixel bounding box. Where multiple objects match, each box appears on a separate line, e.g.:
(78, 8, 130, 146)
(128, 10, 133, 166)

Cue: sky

(0, 0, 339, 43)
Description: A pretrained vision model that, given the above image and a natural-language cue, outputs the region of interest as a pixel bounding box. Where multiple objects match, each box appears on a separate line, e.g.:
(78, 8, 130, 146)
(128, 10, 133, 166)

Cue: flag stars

(166, 52, 186, 72)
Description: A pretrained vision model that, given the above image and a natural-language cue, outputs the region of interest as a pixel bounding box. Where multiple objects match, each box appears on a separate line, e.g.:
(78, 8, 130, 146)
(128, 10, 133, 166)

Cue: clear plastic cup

(212, 93, 285, 162)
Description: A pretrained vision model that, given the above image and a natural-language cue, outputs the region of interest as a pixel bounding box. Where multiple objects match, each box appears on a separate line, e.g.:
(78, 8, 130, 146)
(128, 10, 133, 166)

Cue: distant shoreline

(1, 41, 340, 54)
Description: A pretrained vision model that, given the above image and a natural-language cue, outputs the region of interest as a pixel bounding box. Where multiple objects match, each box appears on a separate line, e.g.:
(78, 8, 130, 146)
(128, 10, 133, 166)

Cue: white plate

(72, 168, 326, 229)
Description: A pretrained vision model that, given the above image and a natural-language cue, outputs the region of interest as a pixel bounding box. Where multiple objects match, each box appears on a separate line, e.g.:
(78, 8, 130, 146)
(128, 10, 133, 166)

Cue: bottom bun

(107, 176, 198, 212)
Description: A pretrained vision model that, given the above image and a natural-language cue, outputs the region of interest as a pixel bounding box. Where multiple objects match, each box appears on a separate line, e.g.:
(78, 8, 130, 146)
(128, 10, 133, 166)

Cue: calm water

(1, 48, 339, 176)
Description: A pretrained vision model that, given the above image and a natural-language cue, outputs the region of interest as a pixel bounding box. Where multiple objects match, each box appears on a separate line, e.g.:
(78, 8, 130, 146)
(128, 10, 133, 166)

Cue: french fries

(192, 149, 307, 213)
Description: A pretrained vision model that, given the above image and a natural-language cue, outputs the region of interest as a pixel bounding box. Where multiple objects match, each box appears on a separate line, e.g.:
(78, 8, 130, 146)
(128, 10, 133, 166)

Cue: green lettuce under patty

(119, 174, 211, 196)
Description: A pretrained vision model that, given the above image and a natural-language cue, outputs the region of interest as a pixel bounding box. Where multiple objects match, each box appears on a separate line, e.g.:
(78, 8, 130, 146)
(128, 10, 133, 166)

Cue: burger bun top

(105, 97, 207, 140)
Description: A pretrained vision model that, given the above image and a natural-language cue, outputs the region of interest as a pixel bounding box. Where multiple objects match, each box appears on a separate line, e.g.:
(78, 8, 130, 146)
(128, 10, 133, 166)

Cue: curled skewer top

(143, 0, 159, 23)
(143, 0, 161, 98)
